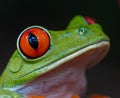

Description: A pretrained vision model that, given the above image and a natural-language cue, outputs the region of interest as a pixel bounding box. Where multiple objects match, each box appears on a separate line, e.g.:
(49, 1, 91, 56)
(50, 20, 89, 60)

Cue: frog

(0, 15, 110, 98)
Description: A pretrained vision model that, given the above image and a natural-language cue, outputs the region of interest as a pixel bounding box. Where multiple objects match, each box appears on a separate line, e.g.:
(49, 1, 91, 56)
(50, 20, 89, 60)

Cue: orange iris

(19, 27, 50, 58)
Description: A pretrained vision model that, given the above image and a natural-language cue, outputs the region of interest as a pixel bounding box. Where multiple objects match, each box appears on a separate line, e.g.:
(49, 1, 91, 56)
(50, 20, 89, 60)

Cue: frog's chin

(14, 41, 109, 98)
(16, 52, 87, 98)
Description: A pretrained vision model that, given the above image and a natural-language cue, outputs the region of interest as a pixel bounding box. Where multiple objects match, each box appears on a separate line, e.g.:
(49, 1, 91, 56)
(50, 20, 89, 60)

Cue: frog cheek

(9, 56, 23, 73)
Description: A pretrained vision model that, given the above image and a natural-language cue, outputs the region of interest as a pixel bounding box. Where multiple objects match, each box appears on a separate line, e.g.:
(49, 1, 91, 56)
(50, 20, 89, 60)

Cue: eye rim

(17, 25, 51, 61)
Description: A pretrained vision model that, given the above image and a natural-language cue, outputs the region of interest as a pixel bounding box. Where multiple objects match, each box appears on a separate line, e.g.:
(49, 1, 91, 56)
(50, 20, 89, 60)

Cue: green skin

(0, 15, 110, 98)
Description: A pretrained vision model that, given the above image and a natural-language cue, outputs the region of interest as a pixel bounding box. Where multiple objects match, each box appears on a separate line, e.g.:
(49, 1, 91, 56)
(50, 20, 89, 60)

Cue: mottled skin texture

(0, 15, 110, 98)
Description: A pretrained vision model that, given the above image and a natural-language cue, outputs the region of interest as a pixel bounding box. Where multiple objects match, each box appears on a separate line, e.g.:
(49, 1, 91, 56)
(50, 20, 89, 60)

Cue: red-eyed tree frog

(0, 15, 110, 98)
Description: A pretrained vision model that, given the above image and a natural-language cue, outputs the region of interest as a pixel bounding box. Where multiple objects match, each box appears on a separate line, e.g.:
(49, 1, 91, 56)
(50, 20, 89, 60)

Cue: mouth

(15, 41, 110, 98)
(17, 40, 110, 80)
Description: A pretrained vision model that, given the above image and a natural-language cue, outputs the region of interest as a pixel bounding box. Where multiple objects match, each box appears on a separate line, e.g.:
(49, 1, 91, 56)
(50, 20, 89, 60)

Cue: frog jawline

(17, 40, 110, 80)
(15, 40, 110, 97)
(36, 40, 110, 74)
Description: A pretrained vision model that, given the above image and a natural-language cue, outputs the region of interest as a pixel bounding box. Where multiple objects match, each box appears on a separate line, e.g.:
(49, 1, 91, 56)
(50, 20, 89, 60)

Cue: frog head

(0, 16, 110, 97)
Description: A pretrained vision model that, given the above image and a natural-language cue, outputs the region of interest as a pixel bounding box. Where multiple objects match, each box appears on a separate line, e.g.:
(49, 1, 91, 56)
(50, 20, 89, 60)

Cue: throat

(16, 58, 87, 98)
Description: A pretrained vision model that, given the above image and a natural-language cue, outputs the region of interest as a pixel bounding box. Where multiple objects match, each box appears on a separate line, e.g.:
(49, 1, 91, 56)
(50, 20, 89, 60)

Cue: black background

(0, 0, 119, 97)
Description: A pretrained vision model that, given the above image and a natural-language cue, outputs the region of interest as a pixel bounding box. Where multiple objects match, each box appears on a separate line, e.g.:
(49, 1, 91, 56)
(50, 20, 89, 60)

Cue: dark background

(0, 0, 119, 97)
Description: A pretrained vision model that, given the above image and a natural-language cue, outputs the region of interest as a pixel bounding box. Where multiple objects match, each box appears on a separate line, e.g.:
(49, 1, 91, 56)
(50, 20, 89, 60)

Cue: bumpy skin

(0, 15, 110, 98)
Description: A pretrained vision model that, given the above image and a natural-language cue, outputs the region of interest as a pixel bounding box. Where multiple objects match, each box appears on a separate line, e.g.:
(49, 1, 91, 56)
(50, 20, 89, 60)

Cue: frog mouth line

(17, 40, 110, 80)
(10, 40, 110, 98)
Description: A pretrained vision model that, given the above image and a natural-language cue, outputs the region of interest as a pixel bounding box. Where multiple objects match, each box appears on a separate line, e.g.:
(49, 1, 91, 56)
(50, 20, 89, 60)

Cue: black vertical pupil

(28, 33, 38, 50)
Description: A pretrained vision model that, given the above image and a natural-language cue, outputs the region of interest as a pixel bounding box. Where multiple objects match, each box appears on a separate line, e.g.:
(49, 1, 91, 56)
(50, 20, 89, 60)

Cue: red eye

(17, 26, 50, 59)
(84, 16, 96, 24)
